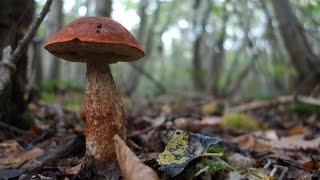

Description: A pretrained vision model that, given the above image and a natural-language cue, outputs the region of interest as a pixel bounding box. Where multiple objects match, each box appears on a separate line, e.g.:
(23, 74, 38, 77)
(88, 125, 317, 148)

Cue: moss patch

(222, 112, 260, 131)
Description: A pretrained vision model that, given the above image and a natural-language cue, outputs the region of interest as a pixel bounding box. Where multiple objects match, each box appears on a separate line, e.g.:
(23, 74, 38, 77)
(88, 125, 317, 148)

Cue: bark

(0, 0, 35, 129)
(271, 0, 320, 84)
(192, 0, 209, 91)
(124, 0, 163, 95)
(84, 61, 125, 179)
(209, 0, 230, 95)
(46, 0, 63, 80)
(261, 0, 288, 92)
(32, 37, 43, 88)
(95, 0, 112, 17)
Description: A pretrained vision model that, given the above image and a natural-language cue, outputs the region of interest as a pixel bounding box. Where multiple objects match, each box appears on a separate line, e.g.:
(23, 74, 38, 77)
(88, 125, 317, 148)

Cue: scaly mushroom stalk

(85, 61, 125, 160)
(85, 61, 125, 178)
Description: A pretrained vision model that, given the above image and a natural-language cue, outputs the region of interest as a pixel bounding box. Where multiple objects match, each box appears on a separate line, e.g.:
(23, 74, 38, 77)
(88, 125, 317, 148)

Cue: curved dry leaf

(0, 147, 43, 169)
(114, 135, 158, 180)
(235, 135, 320, 151)
(66, 162, 83, 175)
(235, 135, 271, 152)
(0, 140, 22, 156)
(269, 135, 320, 150)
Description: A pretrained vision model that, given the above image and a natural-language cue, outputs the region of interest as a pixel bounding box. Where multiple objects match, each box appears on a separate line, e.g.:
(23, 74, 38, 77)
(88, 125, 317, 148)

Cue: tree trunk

(0, 0, 34, 129)
(271, 0, 320, 88)
(191, 0, 207, 91)
(46, 0, 63, 80)
(209, 0, 229, 95)
(124, 0, 163, 95)
(95, 0, 112, 17)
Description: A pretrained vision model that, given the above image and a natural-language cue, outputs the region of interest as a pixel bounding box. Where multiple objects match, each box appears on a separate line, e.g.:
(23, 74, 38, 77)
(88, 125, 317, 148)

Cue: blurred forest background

(1, 0, 320, 127)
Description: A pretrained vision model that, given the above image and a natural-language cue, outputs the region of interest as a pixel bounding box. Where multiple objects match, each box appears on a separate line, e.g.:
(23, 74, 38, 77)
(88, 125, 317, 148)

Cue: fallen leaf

(270, 135, 320, 150)
(0, 147, 43, 169)
(300, 160, 320, 171)
(66, 162, 83, 175)
(114, 135, 158, 180)
(157, 132, 221, 177)
(235, 135, 320, 151)
(235, 135, 271, 152)
(287, 124, 305, 136)
(0, 140, 22, 156)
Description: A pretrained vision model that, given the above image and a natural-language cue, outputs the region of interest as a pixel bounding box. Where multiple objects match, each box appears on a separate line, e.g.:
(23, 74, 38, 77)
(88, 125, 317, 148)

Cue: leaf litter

(0, 98, 319, 179)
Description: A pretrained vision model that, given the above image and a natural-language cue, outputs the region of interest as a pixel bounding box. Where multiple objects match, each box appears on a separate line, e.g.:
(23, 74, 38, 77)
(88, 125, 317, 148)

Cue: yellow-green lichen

(157, 132, 189, 165)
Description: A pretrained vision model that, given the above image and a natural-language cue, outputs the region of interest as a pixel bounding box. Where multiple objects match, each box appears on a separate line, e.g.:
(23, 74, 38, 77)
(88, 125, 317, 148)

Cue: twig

(10, 0, 53, 65)
(228, 95, 320, 112)
(0, 0, 53, 95)
(0, 121, 27, 134)
(128, 114, 200, 137)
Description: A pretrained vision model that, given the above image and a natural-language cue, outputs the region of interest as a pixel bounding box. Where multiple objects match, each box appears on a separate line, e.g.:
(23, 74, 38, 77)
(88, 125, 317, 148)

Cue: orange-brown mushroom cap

(44, 16, 145, 63)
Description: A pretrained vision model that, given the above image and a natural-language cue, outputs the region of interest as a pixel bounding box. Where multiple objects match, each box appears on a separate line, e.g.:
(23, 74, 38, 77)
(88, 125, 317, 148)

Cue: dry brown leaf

(300, 160, 320, 171)
(66, 162, 83, 175)
(235, 135, 320, 151)
(269, 135, 320, 149)
(287, 125, 305, 136)
(114, 135, 158, 180)
(0, 140, 23, 156)
(235, 135, 271, 152)
(0, 147, 43, 169)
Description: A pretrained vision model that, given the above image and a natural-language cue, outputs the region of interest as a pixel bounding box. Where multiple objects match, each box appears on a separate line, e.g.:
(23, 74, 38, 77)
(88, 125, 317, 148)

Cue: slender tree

(191, 0, 209, 91)
(209, 0, 230, 95)
(46, 0, 64, 80)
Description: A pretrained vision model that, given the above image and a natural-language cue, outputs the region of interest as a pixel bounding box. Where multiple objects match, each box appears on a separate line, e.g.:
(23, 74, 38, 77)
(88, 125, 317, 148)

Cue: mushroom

(44, 16, 144, 178)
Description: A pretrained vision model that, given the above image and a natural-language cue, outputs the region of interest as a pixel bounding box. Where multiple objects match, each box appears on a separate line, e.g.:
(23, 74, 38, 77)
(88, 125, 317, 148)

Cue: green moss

(185, 157, 233, 178)
(222, 112, 260, 131)
(206, 146, 226, 160)
(285, 103, 320, 115)
(157, 132, 189, 165)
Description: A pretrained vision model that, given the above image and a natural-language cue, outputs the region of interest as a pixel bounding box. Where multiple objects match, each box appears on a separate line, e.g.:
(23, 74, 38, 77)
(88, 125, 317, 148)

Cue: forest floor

(0, 92, 319, 179)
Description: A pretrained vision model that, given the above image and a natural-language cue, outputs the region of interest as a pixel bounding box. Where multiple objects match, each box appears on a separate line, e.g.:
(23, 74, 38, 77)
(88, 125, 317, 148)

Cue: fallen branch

(228, 95, 320, 112)
(0, 0, 53, 95)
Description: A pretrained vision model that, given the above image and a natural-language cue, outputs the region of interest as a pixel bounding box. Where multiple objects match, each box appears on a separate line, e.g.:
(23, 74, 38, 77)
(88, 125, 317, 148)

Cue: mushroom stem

(85, 61, 125, 177)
